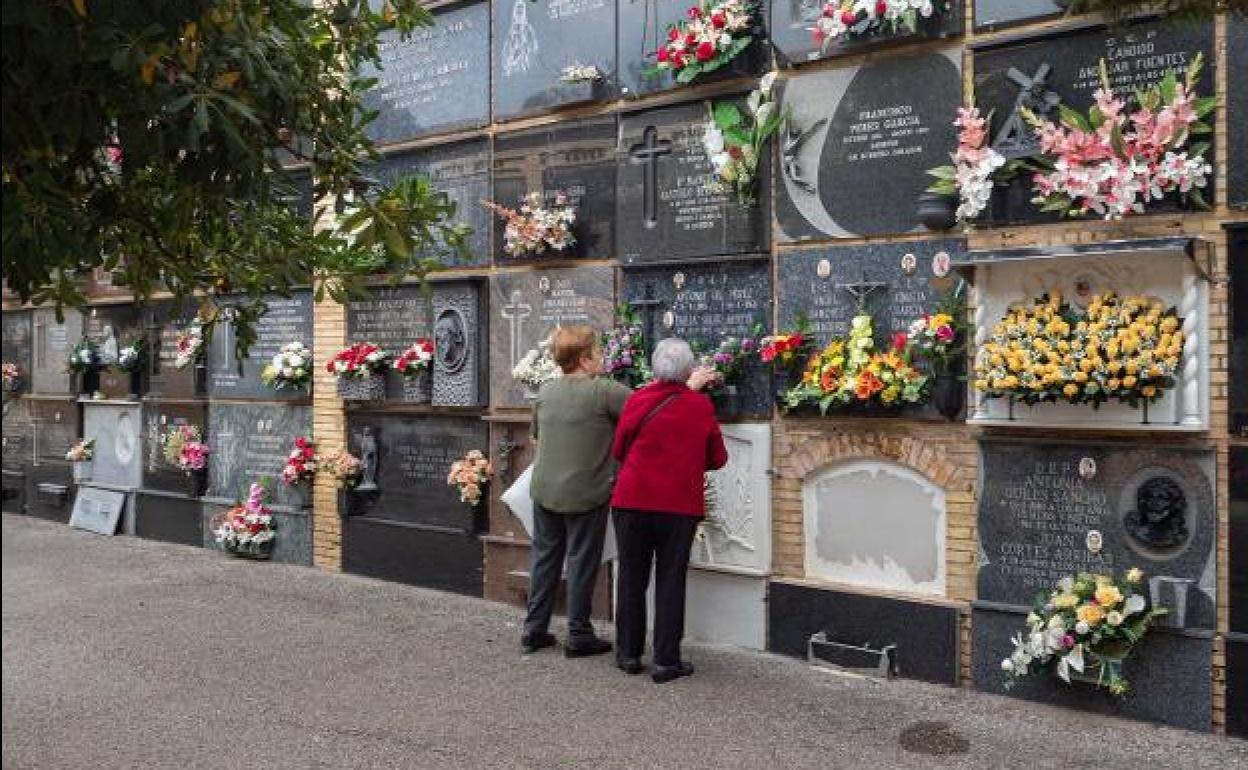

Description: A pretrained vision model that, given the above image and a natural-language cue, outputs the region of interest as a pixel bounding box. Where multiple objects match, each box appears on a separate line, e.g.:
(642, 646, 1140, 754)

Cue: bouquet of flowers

(1002, 568, 1165, 697)
(393, 339, 434, 377)
(973, 292, 1184, 408)
(698, 328, 762, 388)
(327, 342, 391, 379)
(647, 0, 757, 84)
(448, 449, 492, 507)
(322, 448, 363, 490)
(602, 305, 652, 389)
(927, 106, 1010, 223)
(162, 424, 211, 472)
(213, 482, 276, 558)
(281, 437, 317, 487)
(760, 319, 814, 374)
(174, 321, 205, 370)
(1023, 55, 1214, 220)
(813, 0, 936, 51)
(2, 362, 21, 391)
(560, 64, 602, 83)
(262, 341, 313, 391)
(513, 334, 562, 391)
(65, 438, 95, 463)
(702, 73, 786, 207)
(784, 314, 928, 413)
(482, 192, 577, 258)
(67, 339, 101, 373)
(904, 290, 966, 375)
(115, 340, 145, 373)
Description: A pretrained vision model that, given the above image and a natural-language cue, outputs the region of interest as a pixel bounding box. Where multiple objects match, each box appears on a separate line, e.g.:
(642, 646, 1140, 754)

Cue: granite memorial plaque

(361, 0, 490, 144)
(27, 399, 77, 464)
(621, 260, 772, 416)
(1231, 446, 1248, 633)
(84, 304, 142, 399)
(977, 439, 1217, 629)
(433, 280, 488, 408)
(2, 398, 31, 471)
(207, 402, 312, 509)
(2, 310, 32, 395)
(618, 99, 770, 263)
(778, 238, 965, 343)
(69, 486, 126, 536)
(776, 47, 960, 241)
(1228, 14, 1247, 210)
(618, 0, 766, 98)
(207, 291, 313, 401)
(489, 266, 615, 408)
(373, 139, 492, 266)
(30, 307, 82, 395)
(82, 402, 144, 489)
(972, 0, 1062, 31)
(492, 0, 616, 120)
(1233, 228, 1248, 437)
(771, 0, 960, 65)
(344, 413, 489, 533)
(141, 402, 209, 496)
(973, 18, 1216, 223)
(144, 300, 205, 400)
(493, 116, 617, 262)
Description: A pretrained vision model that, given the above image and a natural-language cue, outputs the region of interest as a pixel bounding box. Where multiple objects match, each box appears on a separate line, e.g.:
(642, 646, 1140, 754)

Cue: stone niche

(3, 309, 32, 396)
(207, 402, 312, 511)
(144, 300, 206, 401)
(1230, 16, 1248, 210)
(960, 239, 1210, 431)
(30, 307, 82, 395)
(1228, 445, 1248, 738)
(803, 458, 947, 596)
(207, 291, 314, 402)
(23, 398, 78, 522)
(82, 401, 144, 491)
(83, 303, 143, 399)
(2, 398, 31, 514)
(771, 0, 961, 65)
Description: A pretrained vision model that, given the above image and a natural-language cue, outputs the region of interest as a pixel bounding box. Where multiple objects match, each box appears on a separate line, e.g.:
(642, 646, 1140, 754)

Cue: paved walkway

(2, 514, 1244, 769)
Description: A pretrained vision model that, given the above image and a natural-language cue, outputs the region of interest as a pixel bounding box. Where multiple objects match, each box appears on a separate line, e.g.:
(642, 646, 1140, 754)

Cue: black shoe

(651, 661, 694, 684)
(521, 631, 557, 654)
(616, 657, 644, 675)
(564, 638, 613, 658)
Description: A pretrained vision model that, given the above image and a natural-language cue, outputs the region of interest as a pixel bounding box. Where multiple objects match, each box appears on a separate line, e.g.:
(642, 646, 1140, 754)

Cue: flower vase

(711, 385, 742, 422)
(228, 542, 274, 561)
(1067, 652, 1127, 688)
(931, 372, 964, 420)
(772, 368, 793, 405)
(401, 370, 433, 404)
(193, 363, 208, 396)
(127, 369, 146, 400)
(72, 461, 93, 484)
(74, 369, 100, 397)
(187, 470, 208, 498)
(917, 191, 958, 231)
(722, 203, 762, 249)
(551, 78, 606, 110)
(338, 373, 386, 402)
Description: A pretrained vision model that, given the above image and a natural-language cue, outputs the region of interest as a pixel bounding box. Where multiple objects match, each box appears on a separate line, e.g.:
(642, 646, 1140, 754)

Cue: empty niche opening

(803, 458, 946, 596)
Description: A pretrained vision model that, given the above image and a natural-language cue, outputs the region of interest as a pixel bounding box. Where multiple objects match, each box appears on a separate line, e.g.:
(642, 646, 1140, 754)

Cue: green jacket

(530, 376, 632, 513)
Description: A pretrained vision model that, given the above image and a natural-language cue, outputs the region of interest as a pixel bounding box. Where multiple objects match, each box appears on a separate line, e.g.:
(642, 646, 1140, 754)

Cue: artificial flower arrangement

(393, 339, 434, 377)
(926, 106, 1011, 223)
(482, 191, 577, 259)
(697, 325, 764, 388)
(174, 320, 205, 370)
(760, 317, 815, 375)
(513, 333, 562, 392)
(213, 482, 276, 559)
(281, 437, 317, 487)
(322, 448, 363, 490)
(559, 64, 602, 83)
(162, 424, 211, 473)
(647, 0, 757, 85)
(327, 342, 391, 379)
(65, 438, 95, 463)
(261, 341, 313, 391)
(67, 339, 101, 373)
(905, 290, 967, 375)
(115, 339, 146, 373)
(973, 292, 1184, 409)
(448, 449, 492, 507)
(702, 73, 786, 207)
(813, 0, 938, 51)
(783, 313, 929, 413)
(1002, 568, 1165, 697)
(2, 362, 21, 391)
(602, 305, 653, 389)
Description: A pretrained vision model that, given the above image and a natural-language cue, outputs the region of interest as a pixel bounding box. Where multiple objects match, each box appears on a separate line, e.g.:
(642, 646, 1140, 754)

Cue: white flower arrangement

(702, 72, 785, 207)
(116, 343, 144, 372)
(174, 321, 205, 370)
(261, 341, 313, 391)
(512, 334, 562, 390)
(559, 64, 602, 83)
(813, 0, 935, 50)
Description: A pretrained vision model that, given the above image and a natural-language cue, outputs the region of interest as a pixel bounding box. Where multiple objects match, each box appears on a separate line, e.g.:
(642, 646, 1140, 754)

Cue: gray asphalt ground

(3, 514, 1245, 769)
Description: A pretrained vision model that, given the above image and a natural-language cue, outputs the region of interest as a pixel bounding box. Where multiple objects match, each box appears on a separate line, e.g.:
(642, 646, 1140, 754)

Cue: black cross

(628, 282, 666, 353)
(992, 64, 1061, 161)
(629, 126, 672, 229)
(835, 272, 889, 313)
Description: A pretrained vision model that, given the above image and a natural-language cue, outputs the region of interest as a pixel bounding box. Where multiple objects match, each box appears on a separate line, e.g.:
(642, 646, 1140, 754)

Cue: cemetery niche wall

(207, 291, 314, 402)
(2, 310, 33, 513)
(770, 0, 961, 65)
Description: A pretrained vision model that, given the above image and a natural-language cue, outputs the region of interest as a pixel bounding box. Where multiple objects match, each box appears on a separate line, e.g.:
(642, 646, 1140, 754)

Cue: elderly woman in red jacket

(611, 337, 727, 683)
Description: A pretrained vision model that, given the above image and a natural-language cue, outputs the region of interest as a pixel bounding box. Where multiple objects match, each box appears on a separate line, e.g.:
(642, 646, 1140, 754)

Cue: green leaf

(1058, 105, 1091, 133)
(714, 102, 742, 130)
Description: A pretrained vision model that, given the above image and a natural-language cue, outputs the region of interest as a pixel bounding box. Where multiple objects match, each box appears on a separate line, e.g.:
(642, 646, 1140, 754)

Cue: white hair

(651, 338, 696, 383)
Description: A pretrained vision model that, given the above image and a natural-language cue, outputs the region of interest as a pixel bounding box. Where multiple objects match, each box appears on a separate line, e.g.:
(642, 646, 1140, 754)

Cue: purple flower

(621, 355, 633, 366)
(1062, 634, 1075, 649)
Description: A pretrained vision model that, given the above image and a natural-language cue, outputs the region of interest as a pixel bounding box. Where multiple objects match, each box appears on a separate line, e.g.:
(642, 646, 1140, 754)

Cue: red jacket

(610, 381, 729, 517)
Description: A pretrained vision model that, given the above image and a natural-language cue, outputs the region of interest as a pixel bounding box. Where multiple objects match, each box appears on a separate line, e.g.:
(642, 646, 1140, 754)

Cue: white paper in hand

(500, 464, 616, 563)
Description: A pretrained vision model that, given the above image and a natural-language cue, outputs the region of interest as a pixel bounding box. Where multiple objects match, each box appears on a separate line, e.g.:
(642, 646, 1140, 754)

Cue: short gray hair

(651, 338, 696, 383)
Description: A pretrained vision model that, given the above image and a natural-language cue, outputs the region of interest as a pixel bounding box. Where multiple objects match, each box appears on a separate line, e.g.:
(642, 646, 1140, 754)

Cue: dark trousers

(613, 509, 700, 667)
(524, 503, 608, 644)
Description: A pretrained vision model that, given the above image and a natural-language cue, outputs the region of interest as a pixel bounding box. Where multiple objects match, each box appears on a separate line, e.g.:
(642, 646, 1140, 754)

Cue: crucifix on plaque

(629, 126, 672, 229)
(628, 283, 666, 353)
(992, 64, 1061, 161)
(835, 272, 889, 313)
(500, 289, 533, 368)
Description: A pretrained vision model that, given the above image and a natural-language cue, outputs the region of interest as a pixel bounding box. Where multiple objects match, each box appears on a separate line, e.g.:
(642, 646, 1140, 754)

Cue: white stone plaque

(69, 486, 126, 536)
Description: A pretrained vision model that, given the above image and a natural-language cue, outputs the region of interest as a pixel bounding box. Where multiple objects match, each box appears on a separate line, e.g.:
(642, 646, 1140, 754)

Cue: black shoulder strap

(620, 392, 680, 462)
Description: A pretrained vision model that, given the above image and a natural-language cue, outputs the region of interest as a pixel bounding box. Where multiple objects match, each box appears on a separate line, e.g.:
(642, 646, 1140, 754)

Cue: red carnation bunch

(327, 342, 391, 379)
(393, 338, 434, 377)
(281, 437, 317, 487)
(648, 0, 756, 85)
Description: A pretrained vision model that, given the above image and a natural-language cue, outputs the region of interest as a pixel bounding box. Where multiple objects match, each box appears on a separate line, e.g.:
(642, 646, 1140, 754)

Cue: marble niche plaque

(84, 304, 142, 399)
(82, 401, 144, 489)
(30, 307, 82, 395)
(2, 398, 32, 472)
(27, 399, 77, 465)
(141, 402, 209, 496)
(144, 300, 204, 401)
(621, 260, 772, 417)
(1228, 14, 1247, 210)
(977, 440, 1217, 629)
(618, 100, 770, 263)
(493, 115, 617, 262)
(344, 413, 489, 533)
(2, 310, 32, 395)
(432, 281, 489, 408)
(973, 0, 1063, 31)
(207, 402, 312, 510)
(777, 47, 960, 241)
(69, 486, 126, 536)
(207, 291, 313, 401)
(492, 0, 616, 120)
(771, 0, 961, 65)
(973, 18, 1216, 223)
(361, 0, 490, 145)
(372, 139, 492, 266)
(489, 266, 615, 408)
(694, 423, 772, 574)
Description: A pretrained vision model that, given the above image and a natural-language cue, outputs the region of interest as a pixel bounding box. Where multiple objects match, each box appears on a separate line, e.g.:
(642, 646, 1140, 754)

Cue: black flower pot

(711, 385, 742, 422)
(193, 363, 208, 397)
(773, 368, 793, 404)
(188, 470, 208, 498)
(931, 373, 965, 421)
(917, 191, 958, 232)
(74, 369, 100, 396)
(127, 369, 146, 400)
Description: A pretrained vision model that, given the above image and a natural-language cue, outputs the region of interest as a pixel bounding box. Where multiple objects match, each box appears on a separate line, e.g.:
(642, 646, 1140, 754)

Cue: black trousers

(613, 509, 700, 667)
(523, 503, 608, 644)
